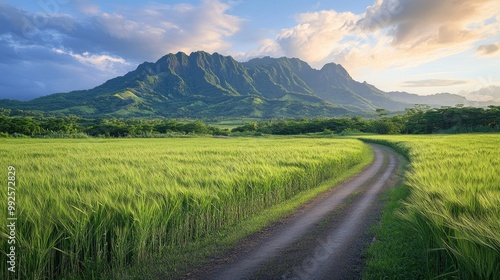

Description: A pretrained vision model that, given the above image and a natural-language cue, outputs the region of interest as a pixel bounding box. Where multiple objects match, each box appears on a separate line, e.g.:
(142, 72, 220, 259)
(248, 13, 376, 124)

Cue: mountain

(0, 51, 477, 118)
(242, 57, 406, 112)
(387, 91, 468, 107)
(386, 91, 500, 109)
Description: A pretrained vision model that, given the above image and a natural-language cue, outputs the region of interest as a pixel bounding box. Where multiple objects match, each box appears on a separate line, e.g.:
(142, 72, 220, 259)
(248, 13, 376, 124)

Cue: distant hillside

(0, 51, 481, 118)
(387, 92, 468, 107)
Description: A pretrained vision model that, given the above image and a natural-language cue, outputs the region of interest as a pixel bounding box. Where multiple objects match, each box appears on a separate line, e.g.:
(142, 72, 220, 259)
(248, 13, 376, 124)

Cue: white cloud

(91, 0, 242, 60)
(459, 85, 500, 102)
(53, 48, 128, 71)
(253, 0, 500, 72)
(277, 10, 360, 65)
(233, 38, 284, 61)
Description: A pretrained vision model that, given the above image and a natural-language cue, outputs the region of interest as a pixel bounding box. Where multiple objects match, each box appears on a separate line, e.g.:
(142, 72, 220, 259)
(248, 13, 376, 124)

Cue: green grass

(0, 137, 371, 279)
(205, 118, 260, 129)
(361, 134, 500, 279)
(363, 185, 427, 280)
(150, 149, 374, 279)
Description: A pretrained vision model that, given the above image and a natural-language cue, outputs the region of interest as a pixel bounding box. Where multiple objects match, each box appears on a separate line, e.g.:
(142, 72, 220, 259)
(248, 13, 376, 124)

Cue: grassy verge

(360, 135, 500, 279)
(124, 143, 374, 279)
(363, 185, 427, 279)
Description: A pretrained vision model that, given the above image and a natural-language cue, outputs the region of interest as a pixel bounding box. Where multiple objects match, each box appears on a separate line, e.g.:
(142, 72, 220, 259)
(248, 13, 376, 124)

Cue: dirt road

(185, 144, 403, 280)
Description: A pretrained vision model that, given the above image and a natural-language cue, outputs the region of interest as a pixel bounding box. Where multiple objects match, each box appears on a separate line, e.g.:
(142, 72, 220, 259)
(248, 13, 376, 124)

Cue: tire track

(282, 149, 397, 280)
(197, 144, 401, 280)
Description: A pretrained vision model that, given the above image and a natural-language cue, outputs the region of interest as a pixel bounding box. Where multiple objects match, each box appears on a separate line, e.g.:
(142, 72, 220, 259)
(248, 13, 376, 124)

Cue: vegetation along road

(0, 138, 371, 279)
(186, 144, 403, 280)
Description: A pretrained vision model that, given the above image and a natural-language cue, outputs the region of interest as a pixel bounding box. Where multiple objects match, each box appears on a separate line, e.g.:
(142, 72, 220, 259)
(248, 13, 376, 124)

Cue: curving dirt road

(184, 144, 403, 280)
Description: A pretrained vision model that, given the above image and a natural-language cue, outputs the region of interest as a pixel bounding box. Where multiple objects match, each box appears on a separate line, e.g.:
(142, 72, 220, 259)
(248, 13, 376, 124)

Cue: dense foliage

(0, 105, 498, 137)
(0, 109, 228, 137)
(232, 105, 500, 135)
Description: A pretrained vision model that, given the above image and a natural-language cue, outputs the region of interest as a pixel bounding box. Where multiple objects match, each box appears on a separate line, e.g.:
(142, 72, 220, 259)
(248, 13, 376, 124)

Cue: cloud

(87, 0, 242, 60)
(53, 48, 129, 70)
(233, 38, 284, 61)
(401, 79, 470, 88)
(0, 0, 242, 61)
(0, 51, 117, 101)
(276, 10, 360, 64)
(477, 42, 500, 56)
(459, 85, 500, 102)
(0, 35, 131, 100)
(0, 0, 243, 99)
(0, 3, 76, 39)
(358, 0, 496, 43)
(255, 0, 499, 70)
(1, 0, 497, 100)
(73, 0, 100, 15)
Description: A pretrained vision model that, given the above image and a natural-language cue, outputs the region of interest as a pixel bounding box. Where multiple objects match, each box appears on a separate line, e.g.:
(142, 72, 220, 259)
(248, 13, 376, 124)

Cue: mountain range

(0, 51, 480, 118)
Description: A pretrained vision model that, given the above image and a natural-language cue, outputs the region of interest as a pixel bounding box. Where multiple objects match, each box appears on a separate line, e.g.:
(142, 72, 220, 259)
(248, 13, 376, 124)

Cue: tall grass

(361, 134, 500, 279)
(0, 138, 369, 279)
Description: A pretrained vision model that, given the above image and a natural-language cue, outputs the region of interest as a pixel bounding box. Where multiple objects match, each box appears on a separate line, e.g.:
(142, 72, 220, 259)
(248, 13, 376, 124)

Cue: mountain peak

(153, 52, 188, 73)
(320, 63, 351, 80)
(245, 56, 311, 69)
(1, 51, 471, 118)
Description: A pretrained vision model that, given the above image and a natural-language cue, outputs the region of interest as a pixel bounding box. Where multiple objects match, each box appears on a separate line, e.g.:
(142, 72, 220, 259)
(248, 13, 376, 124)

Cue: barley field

(361, 134, 500, 279)
(0, 137, 369, 279)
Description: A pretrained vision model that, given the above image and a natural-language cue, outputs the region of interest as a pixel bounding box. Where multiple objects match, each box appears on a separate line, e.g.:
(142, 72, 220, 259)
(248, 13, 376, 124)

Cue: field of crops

(0, 137, 370, 279)
(361, 134, 500, 279)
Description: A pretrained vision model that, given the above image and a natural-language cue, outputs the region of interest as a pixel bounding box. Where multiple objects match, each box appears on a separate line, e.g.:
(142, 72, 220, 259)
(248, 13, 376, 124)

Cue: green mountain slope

(0, 51, 473, 118)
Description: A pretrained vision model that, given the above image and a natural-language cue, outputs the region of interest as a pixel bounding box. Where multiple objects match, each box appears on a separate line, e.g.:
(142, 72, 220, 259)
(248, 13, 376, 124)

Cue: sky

(0, 0, 499, 102)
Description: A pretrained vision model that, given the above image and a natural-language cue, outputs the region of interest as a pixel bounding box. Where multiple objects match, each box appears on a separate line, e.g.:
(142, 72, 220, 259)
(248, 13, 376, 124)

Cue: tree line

(0, 105, 499, 137)
(0, 109, 227, 137)
(232, 105, 500, 135)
